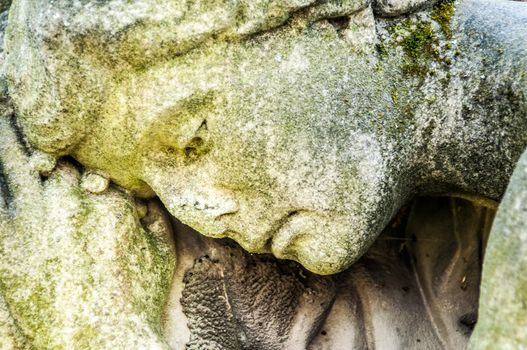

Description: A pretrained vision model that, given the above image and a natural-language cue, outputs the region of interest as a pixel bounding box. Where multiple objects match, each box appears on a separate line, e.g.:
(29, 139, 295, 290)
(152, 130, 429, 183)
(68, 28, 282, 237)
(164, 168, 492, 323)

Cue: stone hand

(0, 115, 176, 349)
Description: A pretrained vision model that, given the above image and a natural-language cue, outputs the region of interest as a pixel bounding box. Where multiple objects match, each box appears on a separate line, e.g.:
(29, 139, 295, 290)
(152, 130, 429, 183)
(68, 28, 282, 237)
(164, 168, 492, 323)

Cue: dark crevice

(262, 235, 273, 253)
(59, 155, 85, 172)
(8, 117, 32, 156)
(261, 210, 303, 252)
(198, 119, 208, 132)
(38, 173, 49, 184)
(327, 16, 350, 32)
(459, 312, 478, 333)
(0, 161, 12, 211)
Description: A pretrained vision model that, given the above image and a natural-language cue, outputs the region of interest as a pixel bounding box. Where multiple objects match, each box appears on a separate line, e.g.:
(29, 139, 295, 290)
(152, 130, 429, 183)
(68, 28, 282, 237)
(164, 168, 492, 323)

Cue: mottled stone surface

(0, 115, 176, 348)
(374, 0, 438, 17)
(310, 196, 494, 349)
(173, 225, 335, 350)
(163, 196, 494, 349)
(0, 293, 28, 350)
(469, 150, 527, 349)
(5, 0, 527, 276)
(0, 0, 526, 348)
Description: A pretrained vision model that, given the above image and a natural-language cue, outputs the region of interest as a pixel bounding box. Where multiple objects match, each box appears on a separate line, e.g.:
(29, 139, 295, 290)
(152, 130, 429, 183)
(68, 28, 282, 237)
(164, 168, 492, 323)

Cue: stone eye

(183, 121, 210, 163)
(184, 137, 206, 160)
(166, 146, 177, 154)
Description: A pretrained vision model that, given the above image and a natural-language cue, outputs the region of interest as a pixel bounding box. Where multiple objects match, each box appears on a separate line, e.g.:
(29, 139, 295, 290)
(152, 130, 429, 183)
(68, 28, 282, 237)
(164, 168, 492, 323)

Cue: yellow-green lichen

(376, 42, 388, 59)
(400, 20, 439, 77)
(377, 1, 458, 79)
(431, 0, 456, 38)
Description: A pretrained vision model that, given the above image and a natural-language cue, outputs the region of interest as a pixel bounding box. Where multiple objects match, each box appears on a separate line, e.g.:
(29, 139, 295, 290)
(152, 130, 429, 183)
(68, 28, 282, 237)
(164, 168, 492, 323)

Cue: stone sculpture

(0, 0, 526, 348)
(164, 197, 494, 349)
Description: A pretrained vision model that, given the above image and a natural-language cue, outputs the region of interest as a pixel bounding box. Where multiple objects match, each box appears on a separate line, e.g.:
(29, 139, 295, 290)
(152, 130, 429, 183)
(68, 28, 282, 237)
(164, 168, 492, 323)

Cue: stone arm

(0, 114, 176, 349)
(469, 149, 527, 349)
(453, 2, 527, 346)
(421, 0, 527, 200)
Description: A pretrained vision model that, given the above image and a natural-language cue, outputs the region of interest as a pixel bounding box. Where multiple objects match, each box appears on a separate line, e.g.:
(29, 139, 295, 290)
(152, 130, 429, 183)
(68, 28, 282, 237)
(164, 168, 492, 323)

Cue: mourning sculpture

(0, 0, 526, 348)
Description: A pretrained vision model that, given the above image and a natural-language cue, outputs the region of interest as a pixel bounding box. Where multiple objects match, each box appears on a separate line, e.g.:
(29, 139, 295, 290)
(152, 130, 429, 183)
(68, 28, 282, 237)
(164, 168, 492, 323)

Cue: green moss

(390, 88, 399, 105)
(376, 42, 388, 59)
(431, 0, 456, 38)
(381, 3, 457, 79)
(401, 21, 435, 60)
(401, 62, 428, 78)
(400, 21, 439, 78)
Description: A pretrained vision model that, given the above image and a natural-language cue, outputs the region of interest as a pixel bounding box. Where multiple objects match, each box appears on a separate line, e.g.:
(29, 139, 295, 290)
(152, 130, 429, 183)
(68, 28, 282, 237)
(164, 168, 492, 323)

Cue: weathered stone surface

(310, 197, 495, 349)
(1, 0, 527, 347)
(6, 0, 526, 276)
(0, 293, 29, 350)
(0, 114, 176, 348)
(469, 150, 527, 349)
(374, 0, 437, 17)
(162, 196, 494, 349)
(173, 225, 335, 350)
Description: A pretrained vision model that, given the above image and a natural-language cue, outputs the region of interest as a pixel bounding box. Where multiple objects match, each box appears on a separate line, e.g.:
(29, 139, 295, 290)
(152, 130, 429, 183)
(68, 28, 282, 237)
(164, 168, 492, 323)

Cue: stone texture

(374, 0, 437, 17)
(0, 114, 176, 348)
(0, 293, 29, 350)
(5, 0, 526, 277)
(309, 197, 495, 349)
(1, 0, 527, 348)
(469, 150, 527, 349)
(177, 235, 335, 350)
(162, 196, 494, 349)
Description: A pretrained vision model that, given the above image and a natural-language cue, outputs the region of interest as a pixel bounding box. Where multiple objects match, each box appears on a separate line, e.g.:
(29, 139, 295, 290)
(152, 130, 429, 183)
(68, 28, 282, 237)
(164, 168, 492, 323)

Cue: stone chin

(268, 211, 365, 275)
(179, 207, 364, 275)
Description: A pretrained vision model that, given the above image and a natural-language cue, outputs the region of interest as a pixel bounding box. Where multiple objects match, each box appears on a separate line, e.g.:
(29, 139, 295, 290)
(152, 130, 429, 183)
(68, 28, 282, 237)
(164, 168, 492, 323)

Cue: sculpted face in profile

(5, 0, 527, 275)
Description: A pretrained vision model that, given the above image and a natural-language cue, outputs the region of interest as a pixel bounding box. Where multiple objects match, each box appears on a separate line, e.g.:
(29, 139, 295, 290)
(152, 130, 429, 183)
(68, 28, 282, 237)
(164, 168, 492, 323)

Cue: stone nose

(165, 188, 238, 217)
(142, 168, 239, 220)
(184, 190, 239, 218)
(152, 185, 240, 238)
